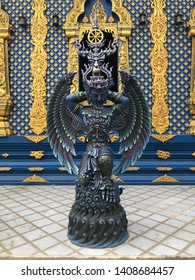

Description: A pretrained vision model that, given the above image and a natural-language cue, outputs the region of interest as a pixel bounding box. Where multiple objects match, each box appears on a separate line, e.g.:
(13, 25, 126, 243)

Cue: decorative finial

(93, 15, 99, 29)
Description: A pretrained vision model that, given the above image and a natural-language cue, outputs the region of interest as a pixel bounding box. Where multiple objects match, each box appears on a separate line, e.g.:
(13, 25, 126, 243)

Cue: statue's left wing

(112, 71, 151, 173)
(47, 73, 83, 175)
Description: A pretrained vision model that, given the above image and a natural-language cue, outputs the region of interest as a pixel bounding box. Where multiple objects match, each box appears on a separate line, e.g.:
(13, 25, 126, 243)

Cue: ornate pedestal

(68, 183, 128, 248)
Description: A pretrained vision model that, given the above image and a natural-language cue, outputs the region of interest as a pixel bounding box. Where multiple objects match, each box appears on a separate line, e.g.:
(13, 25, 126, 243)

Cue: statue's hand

(107, 91, 121, 103)
(76, 91, 87, 102)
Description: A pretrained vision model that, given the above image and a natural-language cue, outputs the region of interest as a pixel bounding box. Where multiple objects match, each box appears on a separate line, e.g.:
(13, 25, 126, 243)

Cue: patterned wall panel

(4, 0, 33, 135)
(166, 0, 193, 134)
(2, 0, 194, 135)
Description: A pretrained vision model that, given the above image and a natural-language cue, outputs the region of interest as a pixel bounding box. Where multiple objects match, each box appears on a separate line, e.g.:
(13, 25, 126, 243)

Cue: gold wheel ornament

(87, 29, 104, 44)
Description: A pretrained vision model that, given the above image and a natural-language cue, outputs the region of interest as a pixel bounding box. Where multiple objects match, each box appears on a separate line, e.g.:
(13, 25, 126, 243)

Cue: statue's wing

(112, 71, 151, 173)
(47, 73, 83, 175)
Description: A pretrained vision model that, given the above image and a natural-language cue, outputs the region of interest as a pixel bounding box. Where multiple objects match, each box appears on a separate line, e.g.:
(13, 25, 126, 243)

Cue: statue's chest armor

(81, 106, 114, 129)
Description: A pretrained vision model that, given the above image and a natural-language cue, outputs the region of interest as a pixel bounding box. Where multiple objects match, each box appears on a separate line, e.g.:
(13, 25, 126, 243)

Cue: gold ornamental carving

(25, 135, 47, 144)
(152, 134, 176, 142)
(0, 167, 11, 171)
(153, 174, 179, 183)
(150, 0, 169, 134)
(0, 3, 12, 137)
(30, 151, 44, 159)
(23, 174, 47, 183)
(187, 8, 195, 134)
(30, 0, 47, 135)
(59, 167, 67, 171)
(156, 150, 171, 160)
(112, 174, 124, 182)
(2, 153, 9, 158)
(64, 0, 132, 94)
(28, 167, 44, 172)
(156, 167, 172, 171)
(89, 0, 107, 24)
(127, 167, 140, 171)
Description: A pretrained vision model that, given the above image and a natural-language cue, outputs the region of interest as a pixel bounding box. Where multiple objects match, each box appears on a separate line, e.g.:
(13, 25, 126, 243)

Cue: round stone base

(68, 202, 129, 248)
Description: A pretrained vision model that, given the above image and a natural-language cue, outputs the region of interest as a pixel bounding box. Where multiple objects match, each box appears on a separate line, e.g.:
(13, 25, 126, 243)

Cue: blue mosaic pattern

(2, 0, 194, 134)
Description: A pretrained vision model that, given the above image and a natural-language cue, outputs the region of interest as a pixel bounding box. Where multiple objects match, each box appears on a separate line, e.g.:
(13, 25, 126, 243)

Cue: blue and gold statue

(47, 24, 151, 248)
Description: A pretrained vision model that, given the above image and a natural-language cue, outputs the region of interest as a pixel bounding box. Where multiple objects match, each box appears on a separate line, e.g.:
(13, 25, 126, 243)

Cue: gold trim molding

(23, 174, 47, 183)
(152, 134, 176, 142)
(150, 0, 169, 134)
(153, 174, 179, 183)
(187, 8, 195, 134)
(30, 0, 47, 135)
(64, 0, 132, 94)
(0, 2, 12, 137)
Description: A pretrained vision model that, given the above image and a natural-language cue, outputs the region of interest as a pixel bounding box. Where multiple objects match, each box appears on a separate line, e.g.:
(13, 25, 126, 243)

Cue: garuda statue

(47, 30, 151, 248)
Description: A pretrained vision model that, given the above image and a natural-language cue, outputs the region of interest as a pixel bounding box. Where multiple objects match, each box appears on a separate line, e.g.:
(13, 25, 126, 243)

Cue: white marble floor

(0, 184, 194, 259)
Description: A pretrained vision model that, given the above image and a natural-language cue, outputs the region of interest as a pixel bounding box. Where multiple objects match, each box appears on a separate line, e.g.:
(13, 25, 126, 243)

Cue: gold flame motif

(150, 0, 169, 134)
(30, 0, 47, 135)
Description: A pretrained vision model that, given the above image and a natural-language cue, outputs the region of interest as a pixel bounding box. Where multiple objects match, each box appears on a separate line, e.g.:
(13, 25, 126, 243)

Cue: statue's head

(76, 28, 117, 107)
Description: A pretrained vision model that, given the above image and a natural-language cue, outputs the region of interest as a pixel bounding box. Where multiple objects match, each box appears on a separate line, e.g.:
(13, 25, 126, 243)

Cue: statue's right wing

(47, 73, 83, 175)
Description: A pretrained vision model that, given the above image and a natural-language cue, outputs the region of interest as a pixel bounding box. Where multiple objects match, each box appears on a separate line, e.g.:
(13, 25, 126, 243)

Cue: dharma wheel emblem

(87, 29, 104, 44)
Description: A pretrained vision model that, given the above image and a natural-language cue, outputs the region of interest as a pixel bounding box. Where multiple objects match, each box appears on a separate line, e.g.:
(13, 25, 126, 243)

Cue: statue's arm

(66, 92, 87, 113)
(107, 91, 129, 112)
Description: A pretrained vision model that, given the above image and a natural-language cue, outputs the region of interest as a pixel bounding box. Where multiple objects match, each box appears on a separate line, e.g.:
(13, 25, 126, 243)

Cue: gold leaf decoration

(152, 134, 176, 142)
(109, 134, 120, 142)
(108, 16, 114, 23)
(82, 15, 88, 23)
(189, 167, 195, 171)
(2, 153, 9, 158)
(112, 174, 124, 182)
(192, 152, 195, 157)
(59, 167, 67, 171)
(156, 167, 172, 171)
(0, 167, 11, 171)
(30, 151, 44, 159)
(127, 167, 140, 171)
(187, 8, 195, 134)
(90, 0, 107, 24)
(25, 135, 47, 143)
(23, 174, 47, 183)
(0, 4, 12, 137)
(150, 0, 169, 134)
(30, 0, 47, 135)
(28, 167, 44, 172)
(77, 135, 87, 142)
(153, 174, 179, 183)
(156, 150, 171, 160)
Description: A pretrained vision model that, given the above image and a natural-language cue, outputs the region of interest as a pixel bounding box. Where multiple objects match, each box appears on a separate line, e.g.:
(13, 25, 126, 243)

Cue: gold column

(30, 0, 47, 135)
(150, 0, 169, 134)
(187, 8, 195, 134)
(0, 3, 12, 137)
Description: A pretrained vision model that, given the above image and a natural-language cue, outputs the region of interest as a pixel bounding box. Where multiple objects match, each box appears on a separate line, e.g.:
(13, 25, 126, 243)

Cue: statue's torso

(81, 105, 114, 146)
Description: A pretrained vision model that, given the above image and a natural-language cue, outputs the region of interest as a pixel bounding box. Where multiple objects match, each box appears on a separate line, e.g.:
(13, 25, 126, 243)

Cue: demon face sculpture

(47, 31, 151, 248)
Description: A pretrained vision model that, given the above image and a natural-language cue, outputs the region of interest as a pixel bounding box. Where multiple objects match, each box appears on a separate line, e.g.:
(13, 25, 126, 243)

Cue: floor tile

(0, 184, 194, 258)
